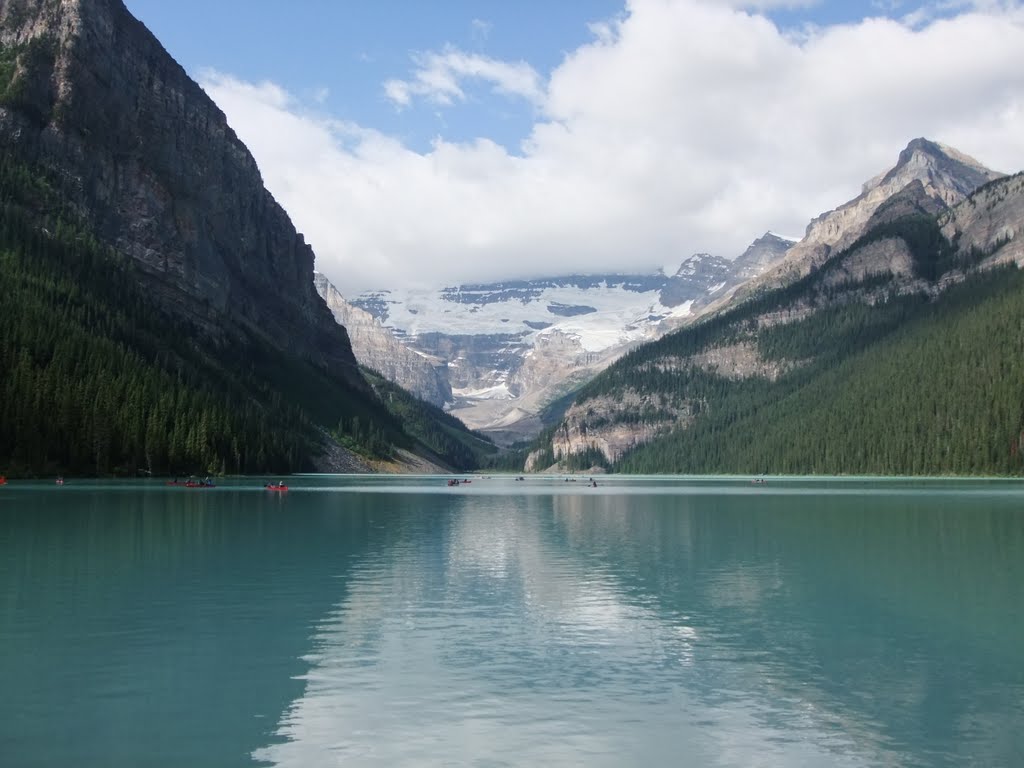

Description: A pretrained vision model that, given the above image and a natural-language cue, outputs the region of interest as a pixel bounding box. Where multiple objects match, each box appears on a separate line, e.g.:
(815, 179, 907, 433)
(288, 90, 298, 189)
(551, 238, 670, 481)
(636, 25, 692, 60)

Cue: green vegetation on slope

(362, 369, 498, 470)
(617, 267, 1024, 475)
(0, 156, 407, 476)
(538, 185, 1024, 478)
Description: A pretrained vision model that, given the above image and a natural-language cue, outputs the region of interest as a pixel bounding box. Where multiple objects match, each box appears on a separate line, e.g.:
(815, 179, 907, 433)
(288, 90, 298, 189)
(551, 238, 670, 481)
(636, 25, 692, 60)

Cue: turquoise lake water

(1, 475, 1022, 766)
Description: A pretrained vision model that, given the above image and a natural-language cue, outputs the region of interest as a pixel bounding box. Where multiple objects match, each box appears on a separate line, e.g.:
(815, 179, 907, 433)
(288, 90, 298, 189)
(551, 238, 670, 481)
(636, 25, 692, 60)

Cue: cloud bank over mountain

(201, 0, 1024, 293)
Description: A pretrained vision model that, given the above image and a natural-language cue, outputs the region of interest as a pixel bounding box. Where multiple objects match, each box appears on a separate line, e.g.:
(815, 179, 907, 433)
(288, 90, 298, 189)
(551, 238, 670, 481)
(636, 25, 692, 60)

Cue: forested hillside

(0, 158, 409, 476)
(618, 267, 1024, 474)
(362, 370, 498, 471)
(538, 172, 1024, 477)
(0, 0, 487, 478)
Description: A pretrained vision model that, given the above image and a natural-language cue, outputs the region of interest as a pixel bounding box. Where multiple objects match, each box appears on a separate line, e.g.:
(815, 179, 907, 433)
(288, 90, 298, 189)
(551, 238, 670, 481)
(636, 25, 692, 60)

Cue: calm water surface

(1, 475, 1022, 767)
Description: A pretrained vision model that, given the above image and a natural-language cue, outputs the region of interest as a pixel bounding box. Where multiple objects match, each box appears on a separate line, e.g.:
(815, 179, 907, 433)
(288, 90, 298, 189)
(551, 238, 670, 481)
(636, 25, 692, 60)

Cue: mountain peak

(874, 137, 1001, 198)
(758, 231, 797, 246)
(742, 138, 1004, 295)
(899, 137, 988, 168)
(901, 136, 948, 159)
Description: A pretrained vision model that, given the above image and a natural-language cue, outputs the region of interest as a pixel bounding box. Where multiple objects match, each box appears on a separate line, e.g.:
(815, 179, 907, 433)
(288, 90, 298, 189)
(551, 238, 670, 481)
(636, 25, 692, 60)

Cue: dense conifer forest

(0, 156, 415, 476)
(588, 265, 1024, 475)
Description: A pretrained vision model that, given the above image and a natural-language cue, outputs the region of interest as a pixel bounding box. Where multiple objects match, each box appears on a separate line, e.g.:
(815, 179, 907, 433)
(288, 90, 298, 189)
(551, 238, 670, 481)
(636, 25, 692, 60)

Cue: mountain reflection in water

(0, 477, 1020, 766)
(251, 479, 1024, 767)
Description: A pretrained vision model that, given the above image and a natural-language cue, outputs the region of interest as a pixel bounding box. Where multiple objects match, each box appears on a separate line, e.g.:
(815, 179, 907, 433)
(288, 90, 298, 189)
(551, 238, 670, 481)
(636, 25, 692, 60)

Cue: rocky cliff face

(940, 172, 1024, 269)
(658, 253, 730, 307)
(537, 340, 790, 471)
(749, 139, 1003, 292)
(544, 392, 696, 468)
(658, 232, 794, 330)
(0, 0, 362, 385)
(314, 272, 451, 406)
(730, 232, 797, 281)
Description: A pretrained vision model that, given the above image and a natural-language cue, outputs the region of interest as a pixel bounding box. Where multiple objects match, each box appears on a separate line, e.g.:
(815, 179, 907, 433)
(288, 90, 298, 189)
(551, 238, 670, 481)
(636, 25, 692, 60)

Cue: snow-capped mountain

(350, 235, 793, 441)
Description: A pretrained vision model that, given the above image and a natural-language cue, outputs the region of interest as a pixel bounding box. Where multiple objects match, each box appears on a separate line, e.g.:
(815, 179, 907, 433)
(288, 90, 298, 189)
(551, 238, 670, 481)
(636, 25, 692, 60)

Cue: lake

(0, 475, 1022, 766)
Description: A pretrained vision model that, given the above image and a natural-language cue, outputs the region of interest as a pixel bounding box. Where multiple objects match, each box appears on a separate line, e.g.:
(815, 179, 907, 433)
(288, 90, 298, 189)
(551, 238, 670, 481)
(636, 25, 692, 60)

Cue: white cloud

(200, 0, 1024, 294)
(383, 45, 544, 109)
(382, 78, 411, 107)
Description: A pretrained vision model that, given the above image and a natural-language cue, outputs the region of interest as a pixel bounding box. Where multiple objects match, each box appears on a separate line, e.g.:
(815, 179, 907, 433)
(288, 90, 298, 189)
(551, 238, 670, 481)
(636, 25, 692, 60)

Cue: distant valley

(317, 233, 792, 443)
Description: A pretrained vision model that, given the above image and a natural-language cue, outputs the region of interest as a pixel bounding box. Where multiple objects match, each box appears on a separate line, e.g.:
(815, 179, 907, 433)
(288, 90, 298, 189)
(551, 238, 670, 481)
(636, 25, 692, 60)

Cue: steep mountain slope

(351, 239, 792, 442)
(532, 148, 1023, 476)
(618, 263, 1024, 475)
(660, 233, 794, 317)
(361, 370, 498, 472)
(0, 0, 433, 474)
(1, 0, 364, 377)
(0, 0, 364, 381)
(940, 173, 1024, 268)
(315, 273, 451, 407)
(742, 139, 1003, 294)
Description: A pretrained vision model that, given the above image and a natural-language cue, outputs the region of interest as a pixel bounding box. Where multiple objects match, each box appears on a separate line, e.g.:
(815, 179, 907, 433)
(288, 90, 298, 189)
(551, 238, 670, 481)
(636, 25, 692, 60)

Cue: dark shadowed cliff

(0, 0, 361, 385)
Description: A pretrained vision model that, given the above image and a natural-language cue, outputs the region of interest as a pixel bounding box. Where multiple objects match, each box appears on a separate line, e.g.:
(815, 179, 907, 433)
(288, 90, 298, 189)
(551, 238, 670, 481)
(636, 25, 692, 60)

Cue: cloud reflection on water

(250, 485, 982, 767)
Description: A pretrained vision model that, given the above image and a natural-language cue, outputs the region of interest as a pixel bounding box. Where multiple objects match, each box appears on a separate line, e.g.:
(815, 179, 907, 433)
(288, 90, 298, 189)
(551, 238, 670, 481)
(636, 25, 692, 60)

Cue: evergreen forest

(587, 265, 1024, 476)
(0, 156, 428, 477)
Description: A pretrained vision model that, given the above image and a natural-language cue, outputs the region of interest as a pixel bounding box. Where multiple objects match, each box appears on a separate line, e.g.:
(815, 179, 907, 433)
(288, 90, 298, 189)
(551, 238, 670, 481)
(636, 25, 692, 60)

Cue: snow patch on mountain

(348, 237, 793, 437)
(451, 383, 515, 401)
(358, 281, 689, 354)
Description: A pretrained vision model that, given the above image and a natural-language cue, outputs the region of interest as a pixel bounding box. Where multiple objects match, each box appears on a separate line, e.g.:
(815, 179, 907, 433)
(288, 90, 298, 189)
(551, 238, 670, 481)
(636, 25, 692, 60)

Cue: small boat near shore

(266, 482, 288, 492)
(167, 477, 216, 488)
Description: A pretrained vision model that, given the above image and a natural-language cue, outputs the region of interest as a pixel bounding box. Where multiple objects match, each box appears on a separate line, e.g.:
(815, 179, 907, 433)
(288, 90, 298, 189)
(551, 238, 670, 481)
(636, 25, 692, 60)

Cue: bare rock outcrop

(819, 237, 916, 289)
(940, 172, 1024, 268)
(547, 391, 696, 467)
(749, 139, 1002, 292)
(682, 342, 792, 381)
(315, 273, 451, 406)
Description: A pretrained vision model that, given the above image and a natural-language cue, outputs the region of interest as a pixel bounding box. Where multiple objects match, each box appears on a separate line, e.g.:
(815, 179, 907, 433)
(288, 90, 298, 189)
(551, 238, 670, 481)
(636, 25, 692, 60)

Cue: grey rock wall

(0, 0, 363, 387)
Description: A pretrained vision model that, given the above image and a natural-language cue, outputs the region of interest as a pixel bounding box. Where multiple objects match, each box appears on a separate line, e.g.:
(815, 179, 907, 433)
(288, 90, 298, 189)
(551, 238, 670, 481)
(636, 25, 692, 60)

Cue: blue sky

(126, 0, 621, 152)
(126, 0, 949, 152)
(121, 1, 1024, 293)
